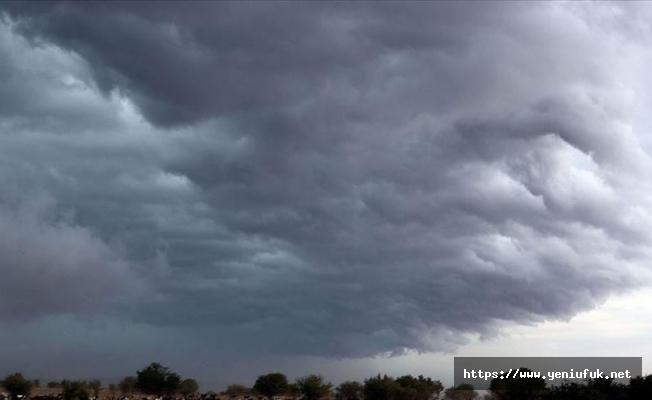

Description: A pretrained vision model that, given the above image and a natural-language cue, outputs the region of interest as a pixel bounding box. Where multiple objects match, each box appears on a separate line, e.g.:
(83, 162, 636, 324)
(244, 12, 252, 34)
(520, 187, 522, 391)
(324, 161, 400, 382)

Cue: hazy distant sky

(1, 1, 652, 391)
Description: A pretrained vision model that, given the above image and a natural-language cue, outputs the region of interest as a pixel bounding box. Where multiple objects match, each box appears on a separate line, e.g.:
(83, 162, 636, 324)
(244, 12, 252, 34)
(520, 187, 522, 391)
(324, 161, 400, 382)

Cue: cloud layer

(2, 1, 652, 364)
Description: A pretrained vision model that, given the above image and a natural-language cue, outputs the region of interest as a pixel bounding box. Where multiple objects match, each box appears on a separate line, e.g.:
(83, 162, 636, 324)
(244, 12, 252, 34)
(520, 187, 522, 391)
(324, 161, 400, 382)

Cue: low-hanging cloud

(0, 195, 141, 321)
(2, 1, 652, 362)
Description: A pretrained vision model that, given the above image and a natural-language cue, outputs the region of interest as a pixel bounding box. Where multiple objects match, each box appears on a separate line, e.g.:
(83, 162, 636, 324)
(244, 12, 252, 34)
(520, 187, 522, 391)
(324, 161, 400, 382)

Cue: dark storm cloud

(1, 0, 652, 362)
(0, 195, 141, 320)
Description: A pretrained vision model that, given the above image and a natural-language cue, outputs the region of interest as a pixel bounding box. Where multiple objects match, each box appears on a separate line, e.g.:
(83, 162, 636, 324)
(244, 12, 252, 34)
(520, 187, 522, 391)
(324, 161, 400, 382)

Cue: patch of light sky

(317, 287, 652, 389)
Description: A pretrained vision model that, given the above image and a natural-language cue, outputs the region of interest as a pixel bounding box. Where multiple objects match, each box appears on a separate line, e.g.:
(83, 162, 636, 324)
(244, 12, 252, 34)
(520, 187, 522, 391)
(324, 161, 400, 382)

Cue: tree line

(3, 363, 652, 400)
(0, 364, 198, 400)
(485, 366, 652, 399)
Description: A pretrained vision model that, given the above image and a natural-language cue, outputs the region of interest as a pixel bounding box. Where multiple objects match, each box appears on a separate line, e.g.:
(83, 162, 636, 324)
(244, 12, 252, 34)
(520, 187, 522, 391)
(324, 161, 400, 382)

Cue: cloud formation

(2, 1, 652, 365)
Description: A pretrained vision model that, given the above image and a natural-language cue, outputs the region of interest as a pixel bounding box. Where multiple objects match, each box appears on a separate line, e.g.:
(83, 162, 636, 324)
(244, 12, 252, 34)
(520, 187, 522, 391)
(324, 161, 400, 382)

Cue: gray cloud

(1, 0, 652, 379)
(0, 195, 141, 320)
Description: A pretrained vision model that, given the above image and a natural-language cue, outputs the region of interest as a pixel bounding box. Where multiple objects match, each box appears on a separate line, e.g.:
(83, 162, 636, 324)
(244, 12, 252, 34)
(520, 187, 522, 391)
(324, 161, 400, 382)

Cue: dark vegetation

(3, 363, 652, 400)
(484, 366, 652, 400)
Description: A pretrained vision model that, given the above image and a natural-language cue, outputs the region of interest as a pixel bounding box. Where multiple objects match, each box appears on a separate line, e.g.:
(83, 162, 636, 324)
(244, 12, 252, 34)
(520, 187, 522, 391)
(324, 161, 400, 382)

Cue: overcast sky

(1, 0, 652, 391)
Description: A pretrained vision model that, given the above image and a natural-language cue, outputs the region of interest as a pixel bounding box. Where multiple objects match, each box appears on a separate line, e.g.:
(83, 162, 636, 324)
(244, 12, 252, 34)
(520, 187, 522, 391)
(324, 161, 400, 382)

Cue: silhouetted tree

(224, 384, 251, 397)
(548, 377, 630, 400)
(335, 381, 363, 400)
(489, 368, 547, 400)
(395, 375, 443, 400)
(88, 380, 101, 398)
(548, 380, 590, 400)
(628, 375, 652, 399)
(363, 375, 400, 400)
(179, 379, 199, 396)
(1, 373, 32, 399)
(119, 377, 136, 395)
(295, 375, 332, 400)
(253, 373, 288, 399)
(444, 383, 478, 400)
(61, 380, 89, 400)
(32, 380, 40, 389)
(584, 378, 626, 400)
(286, 383, 300, 399)
(136, 363, 181, 396)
